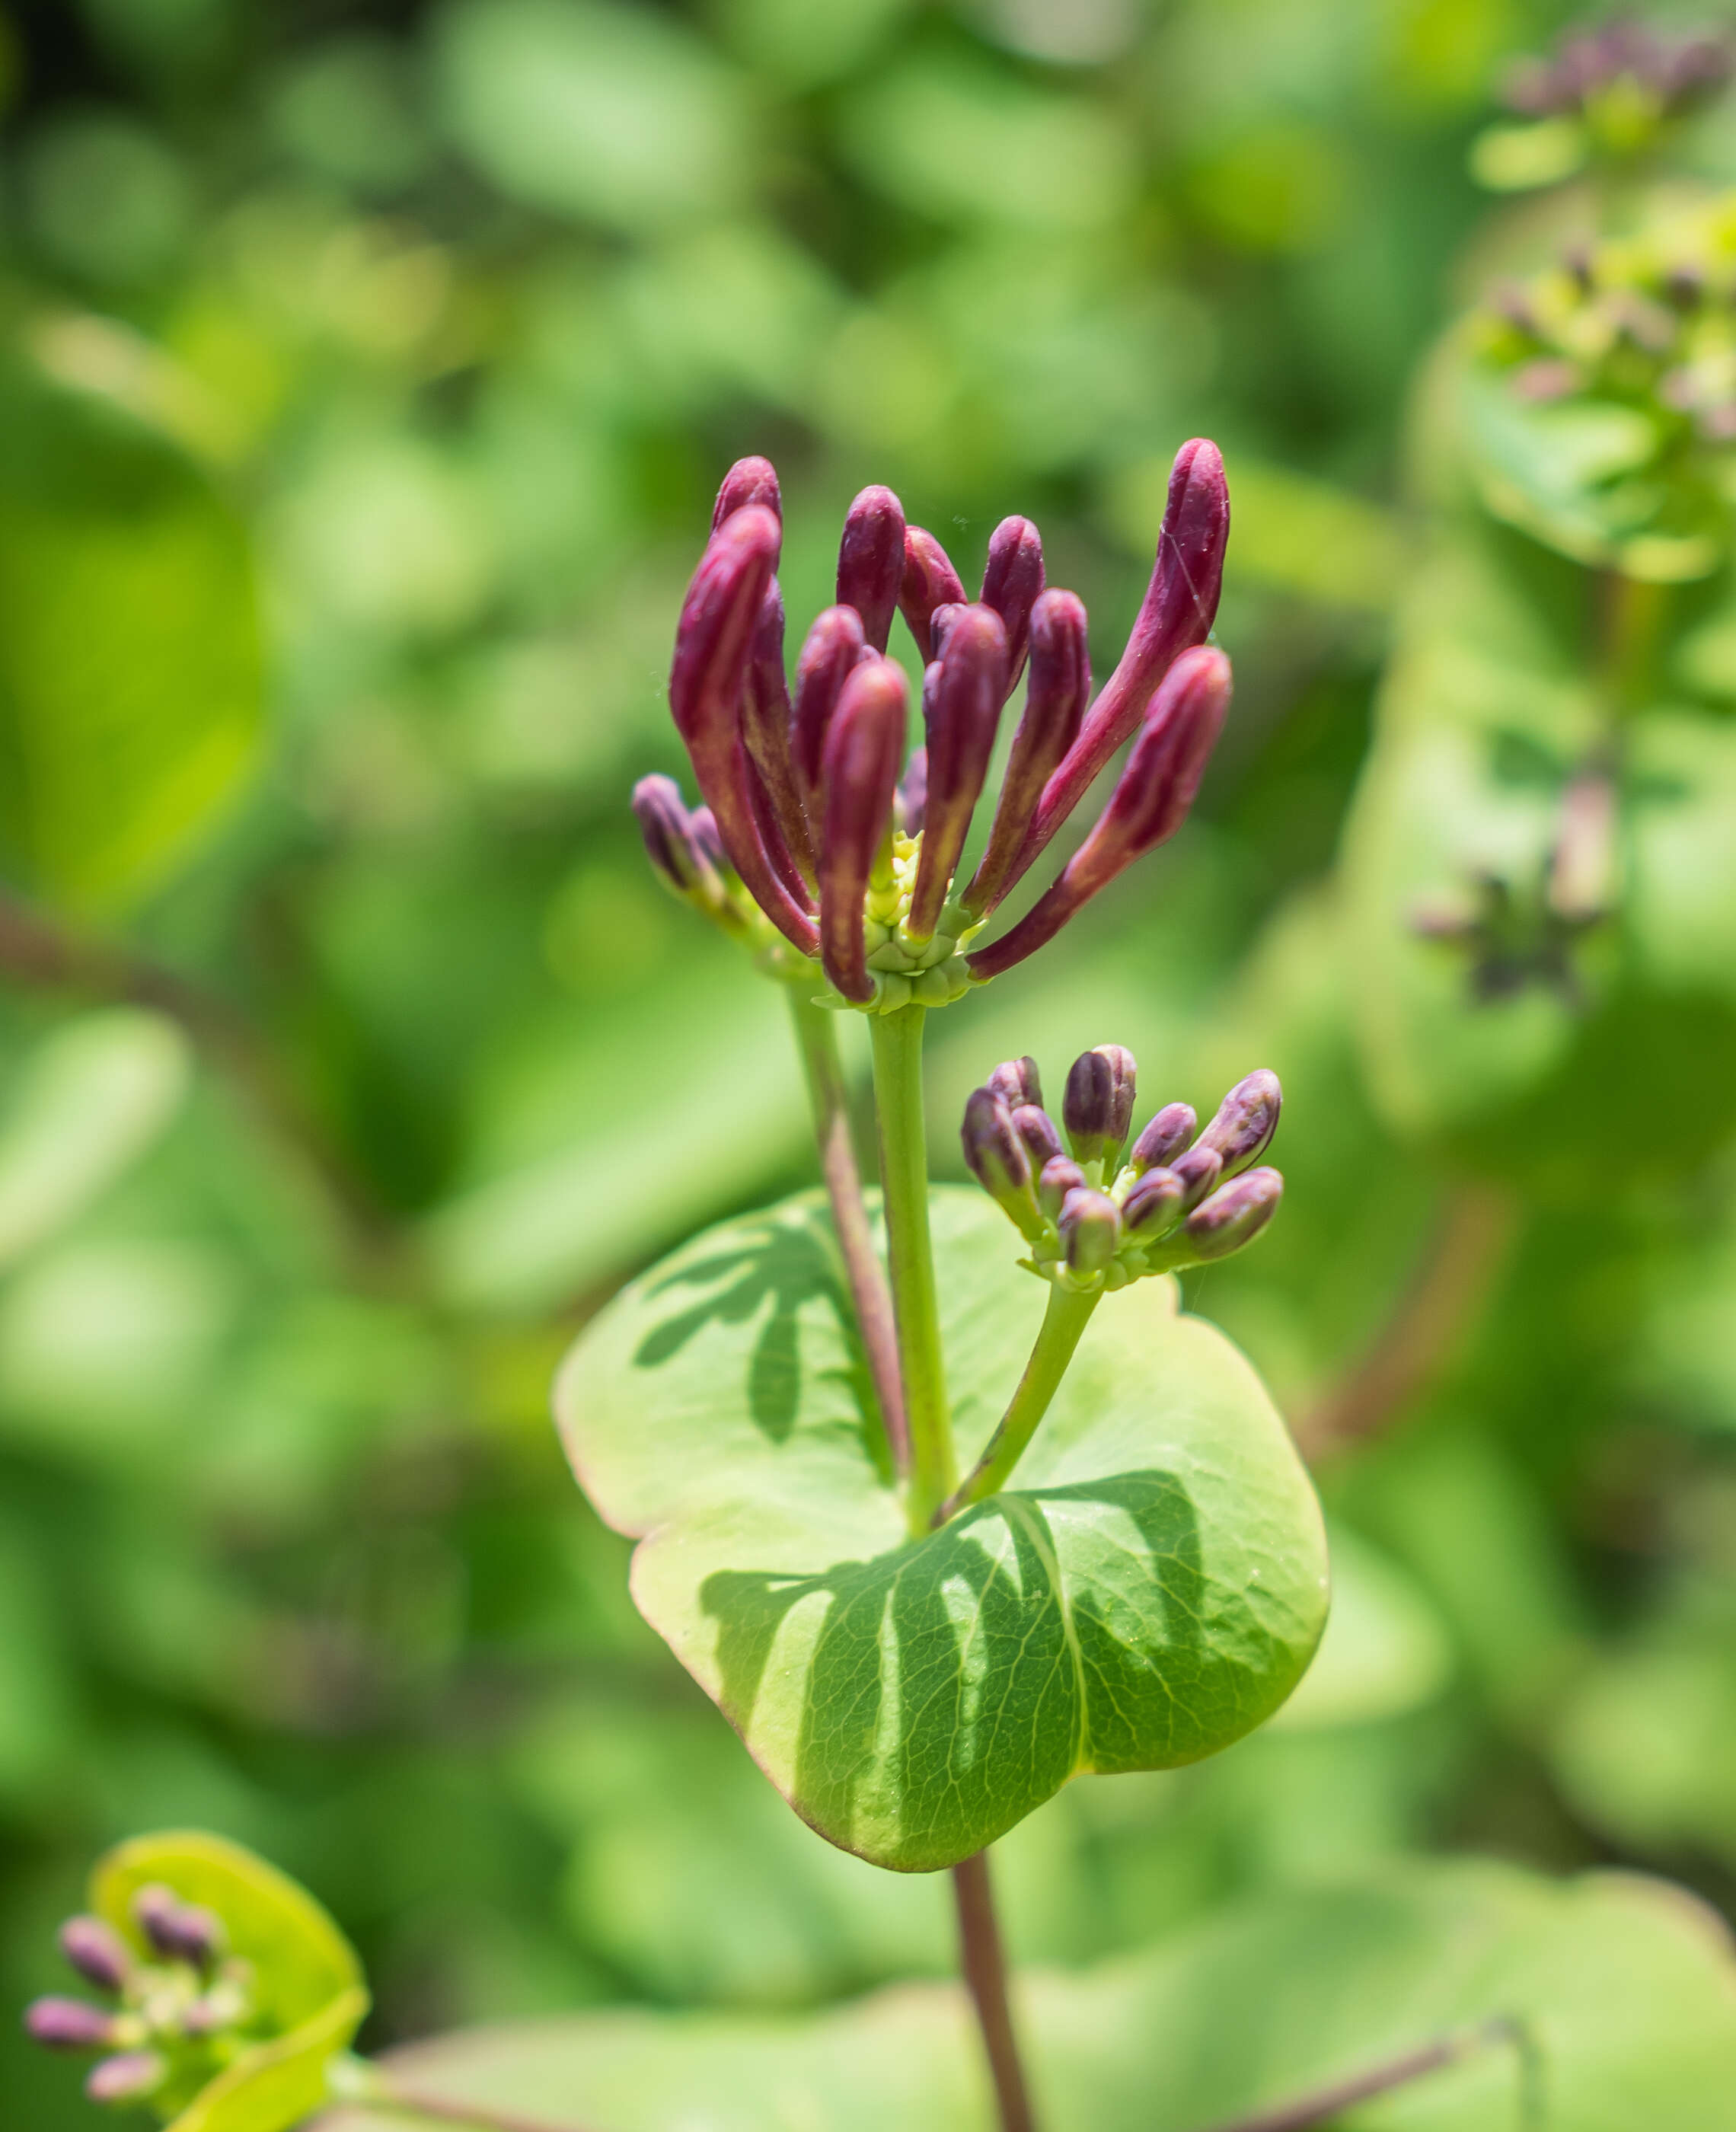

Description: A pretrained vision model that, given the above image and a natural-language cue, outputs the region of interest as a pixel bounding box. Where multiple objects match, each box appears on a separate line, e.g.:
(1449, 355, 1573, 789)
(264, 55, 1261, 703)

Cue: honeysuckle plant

(557, 444, 1328, 2126)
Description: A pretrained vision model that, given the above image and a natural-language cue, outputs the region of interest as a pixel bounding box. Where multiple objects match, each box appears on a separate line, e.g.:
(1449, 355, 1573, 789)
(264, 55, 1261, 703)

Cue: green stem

(785, 988, 908, 1476)
(935, 1285, 1099, 1524)
(868, 1004, 956, 1530)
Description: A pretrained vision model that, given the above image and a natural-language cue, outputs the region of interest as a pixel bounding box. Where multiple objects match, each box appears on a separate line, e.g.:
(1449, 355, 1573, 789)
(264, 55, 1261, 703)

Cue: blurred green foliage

(8, 0, 1736, 2124)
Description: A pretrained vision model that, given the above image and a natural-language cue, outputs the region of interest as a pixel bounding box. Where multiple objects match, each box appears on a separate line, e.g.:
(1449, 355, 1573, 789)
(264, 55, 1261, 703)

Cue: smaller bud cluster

(636, 442, 1231, 1010)
(1476, 196, 1736, 577)
(962, 1049, 1282, 1294)
(1501, 19, 1731, 127)
(25, 1885, 256, 2109)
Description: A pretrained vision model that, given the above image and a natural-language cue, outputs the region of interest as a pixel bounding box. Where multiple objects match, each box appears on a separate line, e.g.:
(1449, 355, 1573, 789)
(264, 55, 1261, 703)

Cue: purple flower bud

(965, 589, 1090, 915)
(986, 1057, 1043, 1110)
(1037, 1154, 1086, 1221)
(1063, 1045, 1137, 1168)
(1195, 1070, 1281, 1179)
(133, 1886, 223, 1968)
(740, 580, 814, 885)
(1123, 1167, 1184, 1239)
(927, 602, 965, 656)
(1129, 1102, 1196, 1176)
(689, 806, 725, 873)
(970, 646, 1230, 981)
(59, 1918, 132, 1996)
(710, 455, 782, 538)
(1059, 1187, 1120, 1278)
(1169, 1144, 1222, 1214)
(1182, 1167, 1283, 1260)
(961, 1090, 1045, 1240)
(979, 517, 1045, 697)
(27, 1998, 116, 2051)
(1010, 1103, 1062, 1169)
(896, 745, 927, 836)
(838, 486, 905, 654)
(86, 2051, 167, 2104)
(792, 605, 867, 806)
(633, 775, 711, 898)
(899, 526, 966, 665)
(1012, 440, 1228, 889)
(670, 508, 819, 957)
(908, 604, 1007, 940)
(819, 657, 908, 1003)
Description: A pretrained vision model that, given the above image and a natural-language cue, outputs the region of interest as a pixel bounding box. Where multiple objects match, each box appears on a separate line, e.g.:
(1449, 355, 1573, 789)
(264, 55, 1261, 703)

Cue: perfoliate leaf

(315, 1859, 1736, 2132)
(555, 1187, 1328, 1872)
(91, 1830, 368, 2132)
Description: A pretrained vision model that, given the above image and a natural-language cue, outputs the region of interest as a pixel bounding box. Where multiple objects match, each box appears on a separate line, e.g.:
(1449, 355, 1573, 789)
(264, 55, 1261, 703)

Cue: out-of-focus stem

(869, 1004, 956, 1530)
(786, 988, 909, 1476)
(1190, 2015, 1541, 2132)
(952, 1851, 1039, 2132)
(935, 1285, 1098, 1524)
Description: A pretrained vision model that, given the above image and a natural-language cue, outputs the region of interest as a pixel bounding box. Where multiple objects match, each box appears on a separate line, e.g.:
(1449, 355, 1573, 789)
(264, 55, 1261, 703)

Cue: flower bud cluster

(25, 1885, 257, 2109)
(636, 444, 1231, 1010)
(1501, 20, 1730, 128)
(961, 1050, 1282, 1293)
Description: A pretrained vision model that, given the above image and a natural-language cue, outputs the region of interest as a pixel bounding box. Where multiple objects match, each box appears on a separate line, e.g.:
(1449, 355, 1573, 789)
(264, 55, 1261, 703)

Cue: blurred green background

(8, 0, 1736, 2121)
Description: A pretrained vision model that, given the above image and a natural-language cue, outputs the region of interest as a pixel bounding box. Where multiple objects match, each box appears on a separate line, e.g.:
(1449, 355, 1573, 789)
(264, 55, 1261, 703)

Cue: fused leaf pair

(962, 1048, 1283, 1294)
(635, 441, 1232, 1008)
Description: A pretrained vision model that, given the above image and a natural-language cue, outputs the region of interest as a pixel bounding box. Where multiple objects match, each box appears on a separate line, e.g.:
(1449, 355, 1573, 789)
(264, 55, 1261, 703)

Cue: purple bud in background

(669, 507, 818, 956)
(1123, 1167, 1184, 1239)
(27, 1998, 116, 2051)
(961, 1089, 1045, 1240)
(1010, 1103, 1063, 1170)
(740, 580, 814, 885)
(979, 516, 1045, 696)
(899, 526, 966, 664)
(710, 455, 782, 538)
(1129, 1102, 1196, 1176)
(633, 776, 710, 898)
(793, 605, 867, 806)
(1170, 1145, 1223, 1214)
(965, 588, 1091, 915)
(838, 486, 906, 654)
(908, 604, 1007, 940)
(986, 1057, 1043, 1110)
(1063, 1045, 1137, 1168)
(59, 1919, 132, 1996)
(1059, 1187, 1120, 1277)
(819, 657, 908, 1003)
(1195, 1070, 1281, 1178)
(1182, 1167, 1283, 1260)
(132, 1885, 181, 1961)
(1037, 1154, 1086, 1221)
(1013, 439, 1229, 886)
(690, 806, 726, 873)
(969, 646, 1230, 980)
(133, 1887, 222, 1968)
(86, 2052, 167, 2104)
(896, 745, 928, 836)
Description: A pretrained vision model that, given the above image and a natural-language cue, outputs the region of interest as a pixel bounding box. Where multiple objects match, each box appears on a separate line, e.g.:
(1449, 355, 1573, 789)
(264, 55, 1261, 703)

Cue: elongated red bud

(900, 525, 966, 663)
(965, 588, 1090, 914)
(908, 603, 1007, 940)
(670, 508, 818, 956)
(711, 455, 781, 537)
(792, 605, 866, 805)
(969, 645, 1229, 980)
(741, 581, 813, 883)
(980, 516, 1045, 696)
(838, 486, 905, 653)
(1011, 439, 1228, 889)
(820, 657, 907, 1001)
(1128, 1101, 1195, 1175)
